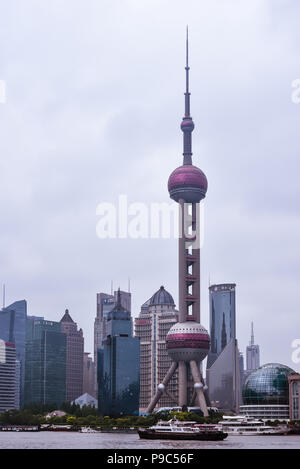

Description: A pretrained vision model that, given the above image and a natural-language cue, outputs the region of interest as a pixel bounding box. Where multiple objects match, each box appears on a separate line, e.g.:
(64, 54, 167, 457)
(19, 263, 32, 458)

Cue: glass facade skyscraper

(25, 318, 66, 406)
(94, 290, 131, 396)
(98, 291, 139, 416)
(206, 284, 240, 412)
(0, 300, 27, 407)
(207, 284, 236, 367)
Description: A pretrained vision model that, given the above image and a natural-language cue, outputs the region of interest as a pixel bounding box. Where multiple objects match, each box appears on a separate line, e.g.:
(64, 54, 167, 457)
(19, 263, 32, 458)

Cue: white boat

(138, 418, 228, 441)
(219, 415, 288, 436)
(80, 427, 99, 433)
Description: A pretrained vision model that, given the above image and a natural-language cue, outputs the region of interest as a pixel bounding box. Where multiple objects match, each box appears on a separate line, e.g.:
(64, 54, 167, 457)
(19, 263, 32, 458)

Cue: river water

(0, 431, 299, 449)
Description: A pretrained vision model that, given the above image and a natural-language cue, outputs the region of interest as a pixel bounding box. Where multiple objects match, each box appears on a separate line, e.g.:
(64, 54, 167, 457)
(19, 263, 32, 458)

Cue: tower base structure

(146, 359, 209, 416)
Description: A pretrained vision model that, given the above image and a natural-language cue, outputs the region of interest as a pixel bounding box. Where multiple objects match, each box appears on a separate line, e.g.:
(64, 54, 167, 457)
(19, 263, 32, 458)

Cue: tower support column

(146, 362, 178, 413)
(190, 360, 208, 416)
(178, 361, 187, 407)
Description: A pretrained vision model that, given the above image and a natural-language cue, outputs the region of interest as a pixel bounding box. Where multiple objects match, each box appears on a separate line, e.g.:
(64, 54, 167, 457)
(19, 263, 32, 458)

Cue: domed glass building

(240, 363, 295, 420)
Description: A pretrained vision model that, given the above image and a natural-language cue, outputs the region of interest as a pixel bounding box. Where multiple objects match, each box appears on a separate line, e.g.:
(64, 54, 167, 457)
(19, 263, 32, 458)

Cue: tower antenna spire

(185, 25, 190, 117)
(181, 25, 194, 165)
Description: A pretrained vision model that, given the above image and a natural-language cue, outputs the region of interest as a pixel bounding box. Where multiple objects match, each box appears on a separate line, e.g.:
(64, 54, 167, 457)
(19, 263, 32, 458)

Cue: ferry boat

(219, 415, 289, 436)
(80, 427, 100, 433)
(138, 418, 228, 441)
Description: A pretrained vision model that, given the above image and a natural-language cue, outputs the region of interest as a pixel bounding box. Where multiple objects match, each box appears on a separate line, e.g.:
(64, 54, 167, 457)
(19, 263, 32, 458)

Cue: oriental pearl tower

(147, 30, 210, 416)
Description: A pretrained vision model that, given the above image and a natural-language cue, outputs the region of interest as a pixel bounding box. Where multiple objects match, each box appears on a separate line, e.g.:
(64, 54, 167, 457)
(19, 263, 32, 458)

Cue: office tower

(83, 352, 96, 397)
(135, 286, 179, 412)
(207, 284, 236, 367)
(0, 342, 16, 413)
(147, 31, 210, 416)
(98, 290, 139, 416)
(94, 289, 131, 394)
(0, 300, 27, 406)
(246, 322, 260, 371)
(206, 284, 240, 412)
(25, 318, 66, 406)
(60, 309, 84, 401)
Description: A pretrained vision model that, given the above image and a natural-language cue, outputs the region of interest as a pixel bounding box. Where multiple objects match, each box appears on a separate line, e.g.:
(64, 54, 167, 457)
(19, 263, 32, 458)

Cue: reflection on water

(0, 432, 299, 449)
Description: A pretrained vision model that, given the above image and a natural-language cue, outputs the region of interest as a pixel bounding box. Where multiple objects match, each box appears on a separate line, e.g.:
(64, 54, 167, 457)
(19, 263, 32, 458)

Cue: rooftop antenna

(128, 278, 131, 293)
(250, 322, 255, 346)
(2, 284, 5, 309)
(111, 280, 113, 296)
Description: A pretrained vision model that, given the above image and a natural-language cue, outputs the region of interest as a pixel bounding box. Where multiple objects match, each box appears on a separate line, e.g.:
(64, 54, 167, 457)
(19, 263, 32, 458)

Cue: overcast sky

(0, 0, 300, 371)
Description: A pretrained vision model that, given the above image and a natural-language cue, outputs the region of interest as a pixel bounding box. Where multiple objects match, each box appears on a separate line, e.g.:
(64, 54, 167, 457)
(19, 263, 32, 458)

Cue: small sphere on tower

(181, 118, 195, 132)
(166, 321, 210, 363)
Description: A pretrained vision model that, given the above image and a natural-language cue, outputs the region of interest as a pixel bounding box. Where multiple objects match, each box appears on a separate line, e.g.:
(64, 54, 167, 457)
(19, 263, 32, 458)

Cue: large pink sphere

(168, 165, 208, 203)
(166, 321, 210, 362)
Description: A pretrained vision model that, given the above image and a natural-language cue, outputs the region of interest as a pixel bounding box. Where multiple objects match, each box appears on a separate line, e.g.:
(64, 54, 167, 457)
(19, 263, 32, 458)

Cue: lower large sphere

(166, 321, 210, 362)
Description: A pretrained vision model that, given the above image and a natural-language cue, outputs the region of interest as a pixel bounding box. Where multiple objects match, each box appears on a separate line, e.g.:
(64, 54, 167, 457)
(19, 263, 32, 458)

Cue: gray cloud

(0, 0, 299, 370)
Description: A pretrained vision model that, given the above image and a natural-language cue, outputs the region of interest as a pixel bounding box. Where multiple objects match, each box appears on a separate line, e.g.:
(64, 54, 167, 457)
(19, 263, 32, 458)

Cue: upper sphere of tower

(168, 165, 208, 203)
(181, 118, 194, 132)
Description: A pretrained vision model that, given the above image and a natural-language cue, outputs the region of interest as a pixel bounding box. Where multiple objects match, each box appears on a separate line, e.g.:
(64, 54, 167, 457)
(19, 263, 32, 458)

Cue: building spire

(181, 26, 194, 165)
(250, 321, 254, 346)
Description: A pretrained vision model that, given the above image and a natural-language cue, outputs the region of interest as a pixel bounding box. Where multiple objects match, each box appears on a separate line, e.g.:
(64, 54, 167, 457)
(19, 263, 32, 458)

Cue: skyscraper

(83, 352, 96, 398)
(25, 318, 66, 406)
(98, 290, 139, 416)
(246, 322, 260, 371)
(147, 31, 210, 416)
(60, 309, 84, 401)
(94, 289, 131, 394)
(135, 286, 179, 412)
(207, 284, 236, 367)
(0, 300, 27, 407)
(0, 342, 16, 413)
(206, 284, 240, 412)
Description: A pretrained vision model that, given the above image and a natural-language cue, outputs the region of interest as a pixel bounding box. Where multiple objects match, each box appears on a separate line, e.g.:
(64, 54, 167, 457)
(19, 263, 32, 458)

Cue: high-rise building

(135, 286, 179, 412)
(0, 342, 16, 413)
(206, 283, 240, 412)
(0, 300, 27, 407)
(60, 309, 84, 401)
(83, 352, 96, 398)
(207, 284, 236, 367)
(98, 290, 139, 416)
(147, 31, 211, 416)
(246, 322, 260, 371)
(94, 289, 131, 394)
(25, 318, 66, 406)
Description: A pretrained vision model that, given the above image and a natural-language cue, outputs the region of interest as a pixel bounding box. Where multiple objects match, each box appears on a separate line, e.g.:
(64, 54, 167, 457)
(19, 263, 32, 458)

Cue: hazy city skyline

(0, 1, 300, 370)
